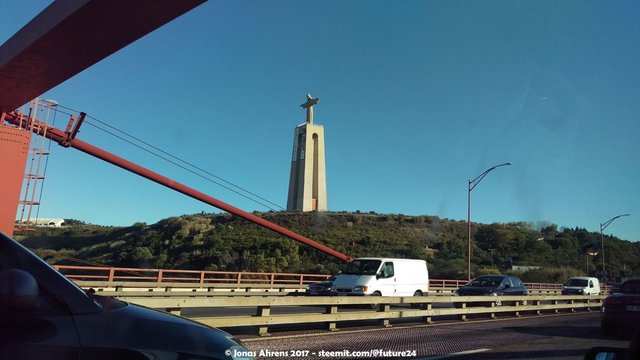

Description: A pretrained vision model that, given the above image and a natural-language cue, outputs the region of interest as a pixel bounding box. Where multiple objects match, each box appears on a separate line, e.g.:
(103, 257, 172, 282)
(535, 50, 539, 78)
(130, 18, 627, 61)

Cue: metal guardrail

(112, 293, 604, 335)
(55, 265, 331, 285)
(59, 264, 570, 292)
(82, 281, 564, 297)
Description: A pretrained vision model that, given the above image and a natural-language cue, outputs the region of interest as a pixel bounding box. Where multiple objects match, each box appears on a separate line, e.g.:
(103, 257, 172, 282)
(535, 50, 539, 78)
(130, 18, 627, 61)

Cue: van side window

(589, 280, 593, 288)
(382, 262, 394, 278)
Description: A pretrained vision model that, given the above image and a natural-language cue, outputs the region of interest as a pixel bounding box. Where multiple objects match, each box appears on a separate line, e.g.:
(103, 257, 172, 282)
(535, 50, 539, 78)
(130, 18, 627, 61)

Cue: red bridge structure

(0, 0, 351, 262)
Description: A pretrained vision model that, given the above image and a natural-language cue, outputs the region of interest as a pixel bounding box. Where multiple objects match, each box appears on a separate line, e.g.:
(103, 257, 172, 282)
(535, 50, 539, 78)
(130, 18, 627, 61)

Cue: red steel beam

(0, 0, 206, 113)
(3, 111, 352, 262)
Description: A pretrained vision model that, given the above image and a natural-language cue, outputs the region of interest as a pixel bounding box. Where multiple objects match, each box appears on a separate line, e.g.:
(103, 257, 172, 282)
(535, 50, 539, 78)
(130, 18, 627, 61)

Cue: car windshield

(619, 280, 640, 294)
(342, 260, 381, 276)
(565, 279, 588, 287)
(468, 276, 504, 287)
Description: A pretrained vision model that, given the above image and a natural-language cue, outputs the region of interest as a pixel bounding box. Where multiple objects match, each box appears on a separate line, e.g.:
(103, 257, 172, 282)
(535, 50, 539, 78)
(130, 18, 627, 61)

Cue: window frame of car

(0, 233, 102, 315)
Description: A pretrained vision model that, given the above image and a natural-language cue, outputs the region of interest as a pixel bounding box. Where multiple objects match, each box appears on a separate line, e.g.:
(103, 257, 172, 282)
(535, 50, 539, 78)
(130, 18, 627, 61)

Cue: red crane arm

(2, 111, 352, 262)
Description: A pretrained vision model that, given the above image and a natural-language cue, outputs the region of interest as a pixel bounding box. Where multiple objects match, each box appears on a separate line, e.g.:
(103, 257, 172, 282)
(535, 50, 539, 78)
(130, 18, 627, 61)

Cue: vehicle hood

(456, 286, 499, 295)
(74, 299, 242, 357)
(309, 281, 333, 288)
(333, 274, 373, 288)
(606, 293, 640, 303)
(562, 286, 587, 290)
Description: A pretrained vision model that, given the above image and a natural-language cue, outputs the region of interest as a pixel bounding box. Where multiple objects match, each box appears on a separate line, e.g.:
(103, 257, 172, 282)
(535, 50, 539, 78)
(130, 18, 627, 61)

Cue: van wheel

(411, 290, 423, 309)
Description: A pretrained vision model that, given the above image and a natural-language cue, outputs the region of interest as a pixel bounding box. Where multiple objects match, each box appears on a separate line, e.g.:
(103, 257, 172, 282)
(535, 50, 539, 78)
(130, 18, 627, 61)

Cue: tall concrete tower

(286, 94, 327, 212)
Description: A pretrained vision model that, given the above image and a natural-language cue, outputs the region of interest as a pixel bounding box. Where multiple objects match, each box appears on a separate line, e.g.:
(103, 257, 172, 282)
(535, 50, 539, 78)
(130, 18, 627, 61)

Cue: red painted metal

(0, 122, 31, 237)
(3, 111, 352, 262)
(0, 0, 206, 113)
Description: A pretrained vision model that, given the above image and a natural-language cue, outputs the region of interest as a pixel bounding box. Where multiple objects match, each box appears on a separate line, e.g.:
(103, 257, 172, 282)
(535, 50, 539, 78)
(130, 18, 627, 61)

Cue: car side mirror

(504, 284, 511, 289)
(0, 268, 39, 310)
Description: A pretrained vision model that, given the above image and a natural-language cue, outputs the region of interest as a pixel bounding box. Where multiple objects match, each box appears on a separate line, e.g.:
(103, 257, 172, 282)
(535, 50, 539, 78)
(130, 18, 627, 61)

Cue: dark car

(454, 275, 528, 307)
(305, 275, 337, 296)
(0, 232, 253, 360)
(601, 278, 640, 336)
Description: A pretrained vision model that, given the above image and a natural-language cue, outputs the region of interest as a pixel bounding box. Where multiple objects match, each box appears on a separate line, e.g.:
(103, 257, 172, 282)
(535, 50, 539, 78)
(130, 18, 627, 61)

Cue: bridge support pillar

(325, 305, 339, 331)
(460, 303, 468, 321)
(256, 306, 271, 336)
(422, 303, 432, 324)
(378, 304, 392, 327)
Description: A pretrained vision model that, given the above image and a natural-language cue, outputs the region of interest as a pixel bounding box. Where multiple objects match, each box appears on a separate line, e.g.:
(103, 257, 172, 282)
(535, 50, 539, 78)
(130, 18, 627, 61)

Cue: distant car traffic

(0, 232, 253, 360)
(561, 276, 601, 295)
(331, 258, 429, 297)
(305, 275, 337, 296)
(601, 278, 640, 336)
(454, 275, 528, 307)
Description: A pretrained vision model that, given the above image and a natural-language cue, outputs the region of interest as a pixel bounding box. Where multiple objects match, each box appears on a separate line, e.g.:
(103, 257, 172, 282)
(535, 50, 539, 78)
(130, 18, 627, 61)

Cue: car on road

(561, 276, 601, 295)
(601, 278, 640, 336)
(305, 275, 337, 296)
(0, 232, 253, 360)
(331, 258, 429, 297)
(454, 275, 528, 307)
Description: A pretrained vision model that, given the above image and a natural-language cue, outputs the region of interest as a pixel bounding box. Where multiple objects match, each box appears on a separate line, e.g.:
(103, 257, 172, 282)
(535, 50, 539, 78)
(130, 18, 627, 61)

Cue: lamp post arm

(466, 161, 511, 280)
(600, 214, 630, 232)
(469, 162, 512, 191)
(599, 213, 630, 283)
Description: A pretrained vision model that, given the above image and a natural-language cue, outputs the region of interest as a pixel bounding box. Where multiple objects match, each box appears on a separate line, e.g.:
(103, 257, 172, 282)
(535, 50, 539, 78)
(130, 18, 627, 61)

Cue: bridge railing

(113, 293, 604, 336)
(53, 265, 331, 286)
(53, 264, 571, 292)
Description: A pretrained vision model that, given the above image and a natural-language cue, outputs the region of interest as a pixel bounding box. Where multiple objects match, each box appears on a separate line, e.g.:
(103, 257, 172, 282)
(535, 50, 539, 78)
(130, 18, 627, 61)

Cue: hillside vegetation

(16, 212, 640, 282)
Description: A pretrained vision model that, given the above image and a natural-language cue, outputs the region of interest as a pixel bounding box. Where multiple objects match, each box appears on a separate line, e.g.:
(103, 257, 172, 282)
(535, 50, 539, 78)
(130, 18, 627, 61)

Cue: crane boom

(2, 111, 352, 262)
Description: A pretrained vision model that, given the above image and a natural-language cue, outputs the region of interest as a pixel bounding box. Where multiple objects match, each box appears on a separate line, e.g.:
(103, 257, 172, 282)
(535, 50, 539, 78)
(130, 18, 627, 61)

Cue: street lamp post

(489, 248, 495, 267)
(467, 162, 512, 280)
(599, 214, 630, 282)
(586, 250, 598, 276)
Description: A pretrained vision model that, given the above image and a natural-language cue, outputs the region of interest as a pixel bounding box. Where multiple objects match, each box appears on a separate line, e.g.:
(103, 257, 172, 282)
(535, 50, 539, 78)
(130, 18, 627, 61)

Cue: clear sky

(2, 1, 639, 242)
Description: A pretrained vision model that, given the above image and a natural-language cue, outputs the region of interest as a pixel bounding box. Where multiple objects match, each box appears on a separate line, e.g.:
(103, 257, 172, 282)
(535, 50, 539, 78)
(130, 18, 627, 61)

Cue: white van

(331, 258, 428, 296)
(561, 276, 601, 295)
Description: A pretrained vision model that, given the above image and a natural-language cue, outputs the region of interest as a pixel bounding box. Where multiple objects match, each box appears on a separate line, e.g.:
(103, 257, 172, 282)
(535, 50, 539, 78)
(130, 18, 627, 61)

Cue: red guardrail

(52, 265, 573, 290)
(53, 265, 331, 285)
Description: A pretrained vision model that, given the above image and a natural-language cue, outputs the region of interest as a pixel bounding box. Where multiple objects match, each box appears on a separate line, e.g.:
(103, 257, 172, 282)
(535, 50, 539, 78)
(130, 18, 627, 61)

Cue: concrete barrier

(114, 293, 603, 335)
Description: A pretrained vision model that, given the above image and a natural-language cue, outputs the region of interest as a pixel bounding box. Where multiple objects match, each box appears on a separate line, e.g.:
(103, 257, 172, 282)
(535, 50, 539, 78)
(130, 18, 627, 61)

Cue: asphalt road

(236, 312, 635, 360)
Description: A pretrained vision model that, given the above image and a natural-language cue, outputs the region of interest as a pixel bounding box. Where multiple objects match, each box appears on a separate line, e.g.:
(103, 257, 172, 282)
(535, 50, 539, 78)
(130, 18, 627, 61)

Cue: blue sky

(3, 1, 639, 241)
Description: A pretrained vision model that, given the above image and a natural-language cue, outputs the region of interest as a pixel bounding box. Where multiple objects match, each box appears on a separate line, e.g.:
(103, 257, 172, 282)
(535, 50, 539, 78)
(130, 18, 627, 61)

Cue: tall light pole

(586, 250, 598, 276)
(489, 248, 495, 267)
(599, 213, 630, 282)
(467, 162, 512, 280)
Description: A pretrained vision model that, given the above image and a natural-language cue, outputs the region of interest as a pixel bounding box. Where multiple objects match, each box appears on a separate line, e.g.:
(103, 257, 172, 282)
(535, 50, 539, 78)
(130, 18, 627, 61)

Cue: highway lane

(236, 312, 634, 360)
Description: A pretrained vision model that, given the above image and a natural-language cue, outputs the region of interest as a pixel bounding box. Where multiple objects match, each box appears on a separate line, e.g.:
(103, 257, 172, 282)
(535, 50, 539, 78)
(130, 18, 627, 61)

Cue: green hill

(15, 211, 640, 282)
